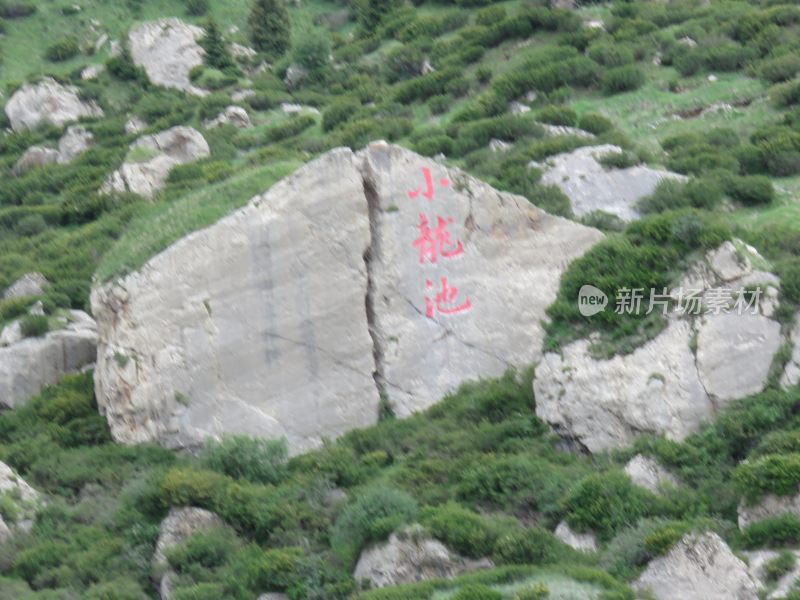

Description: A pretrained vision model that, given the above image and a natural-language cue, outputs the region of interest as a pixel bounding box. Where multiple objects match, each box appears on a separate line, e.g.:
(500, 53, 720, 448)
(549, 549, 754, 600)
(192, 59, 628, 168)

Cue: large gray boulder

(3, 272, 49, 300)
(782, 318, 800, 389)
(634, 531, 760, 600)
(535, 240, 784, 452)
(738, 493, 800, 529)
(538, 144, 685, 222)
(202, 105, 252, 129)
(554, 520, 597, 553)
(0, 311, 97, 409)
(12, 126, 95, 175)
(624, 454, 679, 494)
(91, 142, 602, 453)
(129, 19, 207, 96)
(102, 126, 210, 199)
(4, 77, 103, 132)
(745, 549, 800, 599)
(12, 146, 60, 176)
(354, 525, 492, 588)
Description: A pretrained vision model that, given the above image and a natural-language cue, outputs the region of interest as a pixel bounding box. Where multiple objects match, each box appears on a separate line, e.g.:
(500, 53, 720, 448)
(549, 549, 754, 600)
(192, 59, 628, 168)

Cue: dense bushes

(734, 454, 800, 504)
(45, 37, 79, 62)
(602, 65, 645, 94)
(264, 115, 316, 143)
(201, 435, 288, 485)
(19, 314, 48, 337)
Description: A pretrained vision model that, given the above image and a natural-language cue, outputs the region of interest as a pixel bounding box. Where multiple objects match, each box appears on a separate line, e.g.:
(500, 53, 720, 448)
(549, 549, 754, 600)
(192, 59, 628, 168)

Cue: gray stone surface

(738, 493, 800, 529)
(538, 144, 685, 222)
(129, 19, 207, 96)
(0, 461, 42, 537)
(554, 520, 597, 552)
(0, 311, 97, 409)
(535, 320, 712, 453)
(102, 126, 210, 199)
(12, 146, 60, 175)
(624, 454, 679, 494)
(203, 105, 252, 129)
(3, 272, 49, 299)
(92, 142, 602, 453)
(696, 313, 782, 402)
(634, 531, 759, 600)
(58, 125, 94, 163)
(4, 77, 103, 132)
(354, 525, 493, 588)
(744, 549, 800, 599)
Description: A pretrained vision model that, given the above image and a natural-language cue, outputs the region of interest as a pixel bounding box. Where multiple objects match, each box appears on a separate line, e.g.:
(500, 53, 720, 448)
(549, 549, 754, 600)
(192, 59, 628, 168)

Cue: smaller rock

(738, 492, 800, 529)
(109, 40, 121, 57)
(280, 102, 320, 116)
(0, 461, 42, 537)
(29, 301, 45, 316)
(744, 549, 800, 599)
(624, 454, 679, 494)
(509, 101, 530, 115)
(203, 105, 252, 129)
(12, 146, 60, 176)
(83, 64, 105, 81)
(232, 89, 255, 102)
(94, 33, 109, 52)
(525, 90, 538, 102)
(284, 64, 308, 90)
(708, 241, 751, 281)
(489, 139, 511, 153)
(708, 74, 718, 82)
(3, 272, 49, 300)
(354, 525, 493, 588)
(58, 125, 94, 163)
(0, 321, 22, 347)
(125, 116, 147, 135)
(554, 521, 597, 553)
(634, 531, 759, 600)
(421, 59, 435, 75)
(585, 19, 604, 29)
(257, 595, 289, 600)
(679, 36, 698, 48)
(230, 43, 256, 59)
(541, 124, 595, 139)
(434, 152, 446, 162)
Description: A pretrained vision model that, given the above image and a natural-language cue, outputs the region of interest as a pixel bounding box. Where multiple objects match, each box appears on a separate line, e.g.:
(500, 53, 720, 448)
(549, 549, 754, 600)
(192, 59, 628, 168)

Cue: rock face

(782, 318, 800, 389)
(12, 146, 60, 175)
(634, 531, 760, 600)
(624, 454, 679, 494)
(92, 142, 602, 453)
(3, 272, 50, 299)
(129, 19, 206, 96)
(4, 78, 103, 132)
(738, 493, 800, 529)
(353, 526, 492, 588)
(0, 461, 42, 541)
(203, 105, 252, 129)
(103, 126, 210, 199)
(554, 520, 597, 552)
(535, 240, 784, 452)
(0, 311, 97, 409)
(538, 144, 685, 222)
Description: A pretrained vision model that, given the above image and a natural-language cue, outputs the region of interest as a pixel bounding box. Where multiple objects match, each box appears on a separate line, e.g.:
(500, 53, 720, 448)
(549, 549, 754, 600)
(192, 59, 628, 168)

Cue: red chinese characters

(406, 167, 472, 319)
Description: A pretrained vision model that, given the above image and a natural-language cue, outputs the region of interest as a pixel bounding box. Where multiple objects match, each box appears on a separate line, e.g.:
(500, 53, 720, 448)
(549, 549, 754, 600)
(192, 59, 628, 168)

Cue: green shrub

(734, 453, 800, 504)
(185, 0, 209, 16)
(0, 2, 36, 18)
(200, 19, 236, 72)
(564, 471, 659, 541)
(525, 184, 572, 218)
(639, 178, 723, 213)
(765, 550, 795, 582)
(578, 112, 613, 135)
(723, 175, 774, 205)
(201, 434, 288, 485)
(600, 518, 671, 580)
(536, 105, 577, 127)
(385, 45, 424, 83)
(166, 526, 240, 571)
(475, 5, 506, 27)
(20, 314, 48, 338)
(598, 150, 639, 170)
(420, 502, 507, 558)
(588, 42, 635, 67)
(771, 79, 800, 107)
(428, 94, 452, 115)
(45, 37, 80, 62)
(740, 514, 800, 549)
(492, 527, 564, 565)
(760, 54, 800, 83)
(330, 486, 418, 565)
(643, 522, 689, 556)
(602, 66, 645, 94)
(106, 46, 147, 83)
(264, 115, 316, 143)
(515, 583, 550, 600)
(453, 584, 502, 600)
(249, 0, 290, 57)
(293, 29, 331, 71)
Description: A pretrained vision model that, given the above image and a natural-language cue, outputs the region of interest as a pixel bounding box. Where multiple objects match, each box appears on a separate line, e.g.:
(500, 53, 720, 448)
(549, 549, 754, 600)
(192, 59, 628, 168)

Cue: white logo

(578, 284, 608, 317)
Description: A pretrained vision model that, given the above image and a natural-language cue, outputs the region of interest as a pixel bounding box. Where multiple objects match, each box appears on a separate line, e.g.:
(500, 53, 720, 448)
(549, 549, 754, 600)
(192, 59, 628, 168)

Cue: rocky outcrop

(4, 78, 103, 132)
(0, 461, 42, 542)
(102, 126, 210, 199)
(738, 493, 800, 529)
(534, 240, 784, 452)
(91, 142, 602, 453)
(624, 454, 679, 494)
(634, 531, 760, 600)
(153, 507, 224, 599)
(782, 318, 800, 389)
(538, 144, 685, 222)
(745, 549, 800, 599)
(202, 105, 252, 129)
(0, 311, 97, 409)
(13, 126, 95, 175)
(129, 19, 206, 96)
(353, 525, 493, 588)
(3, 272, 49, 300)
(554, 520, 597, 552)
